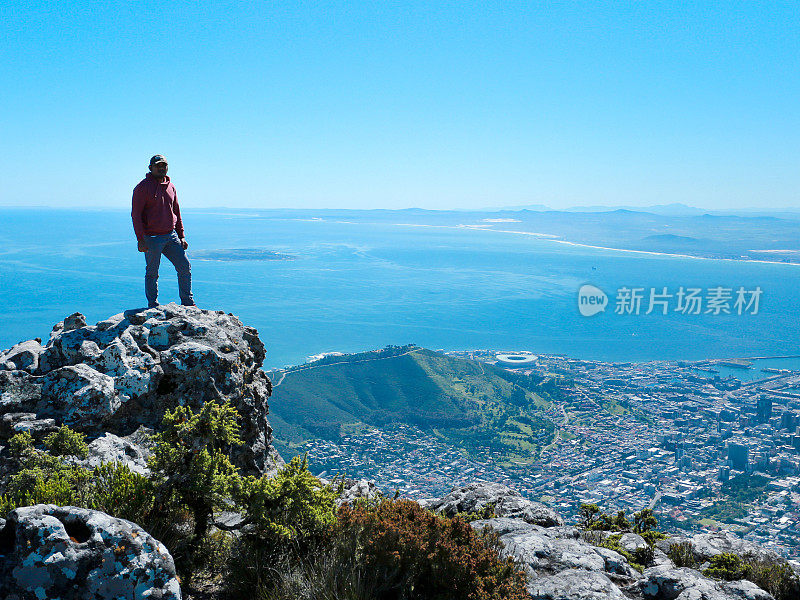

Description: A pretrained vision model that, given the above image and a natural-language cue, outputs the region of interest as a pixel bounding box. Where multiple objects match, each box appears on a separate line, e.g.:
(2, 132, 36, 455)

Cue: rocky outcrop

(0, 304, 283, 476)
(0, 504, 181, 599)
(689, 531, 780, 563)
(0, 339, 43, 373)
(81, 428, 154, 475)
(425, 481, 564, 527)
(472, 518, 777, 600)
(472, 518, 641, 581)
(619, 532, 649, 554)
(333, 477, 382, 507)
(642, 565, 777, 600)
(529, 568, 628, 600)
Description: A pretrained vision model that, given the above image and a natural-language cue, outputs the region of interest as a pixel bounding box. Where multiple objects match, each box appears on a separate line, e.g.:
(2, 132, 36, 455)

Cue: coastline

(392, 222, 800, 266)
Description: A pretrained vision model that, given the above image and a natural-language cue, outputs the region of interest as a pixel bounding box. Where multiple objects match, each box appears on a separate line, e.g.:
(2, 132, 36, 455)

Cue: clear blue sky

(2, 1, 798, 210)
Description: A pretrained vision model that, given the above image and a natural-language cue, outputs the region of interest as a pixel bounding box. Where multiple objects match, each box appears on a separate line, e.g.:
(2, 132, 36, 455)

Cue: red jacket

(131, 173, 185, 241)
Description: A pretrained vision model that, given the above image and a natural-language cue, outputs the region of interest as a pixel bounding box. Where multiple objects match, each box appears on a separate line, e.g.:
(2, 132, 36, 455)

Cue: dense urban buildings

(299, 351, 800, 560)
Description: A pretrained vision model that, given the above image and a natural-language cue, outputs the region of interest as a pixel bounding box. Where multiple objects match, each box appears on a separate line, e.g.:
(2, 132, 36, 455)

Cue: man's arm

(173, 187, 187, 248)
(132, 185, 147, 252)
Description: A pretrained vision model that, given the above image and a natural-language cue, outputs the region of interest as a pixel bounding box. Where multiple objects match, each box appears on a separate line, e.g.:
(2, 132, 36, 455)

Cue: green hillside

(267, 346, 556, 466)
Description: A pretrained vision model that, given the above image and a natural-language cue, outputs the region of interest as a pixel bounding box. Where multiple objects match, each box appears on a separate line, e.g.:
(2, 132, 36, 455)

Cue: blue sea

(1, 208, 798, 370)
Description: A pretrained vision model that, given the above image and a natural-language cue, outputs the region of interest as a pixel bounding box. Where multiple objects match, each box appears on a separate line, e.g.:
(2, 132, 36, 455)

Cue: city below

(297, 350, 800, 560)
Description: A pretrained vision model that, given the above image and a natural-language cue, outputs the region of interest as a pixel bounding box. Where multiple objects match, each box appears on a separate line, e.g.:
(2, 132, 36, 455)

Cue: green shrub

(194, 529, 233, 580)
(632, 509, 658, 534)
(43, 425, 89, 458)
(226, 454, 338, 597)
(230, 497, 528, 600)
(667, 541, 698, 568)
(579, 503, 600, 528)
(149, 401, 242, 538)
(703, 552, 800, 600)
(0, 495, 16, 516)
(454, 500, 498, 522)
(237, 454, 337, 541)
(8, 431, 34, 456)
(6, 465, 94, 508)
(250, 529, 381, 600)
(704, 552, 748, 580)
(91, 462, 156, 524)
(640, 529, 667, 546)
(744, 558, 800, 600)
(583, 507, 631, 532)
(147, 399, 244, 579)
(336, 499, 529, 600)
(3, 430, 95, 510)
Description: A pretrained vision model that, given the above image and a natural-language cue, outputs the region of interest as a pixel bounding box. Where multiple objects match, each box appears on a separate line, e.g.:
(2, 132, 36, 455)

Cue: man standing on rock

(132, 154, 196, 308)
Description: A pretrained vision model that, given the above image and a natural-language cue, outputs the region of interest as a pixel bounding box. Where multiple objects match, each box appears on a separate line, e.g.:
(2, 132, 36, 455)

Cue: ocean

(1, 208, 798, 370)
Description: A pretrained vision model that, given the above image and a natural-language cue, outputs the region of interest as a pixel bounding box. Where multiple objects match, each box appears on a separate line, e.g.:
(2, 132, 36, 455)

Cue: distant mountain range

(492, 201, 800, 219)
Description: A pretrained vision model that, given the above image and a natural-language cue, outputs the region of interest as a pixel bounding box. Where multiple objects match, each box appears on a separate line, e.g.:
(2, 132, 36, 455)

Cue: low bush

(704, 552, 800, 600)
(453, 500, 498, 522)
(225, 454, 339, 597)
(704, 552, 748, 580)
(336, 499, 529, 600)
(667, 541, 698, 568)
(229, 497, 529, 600)
(43, 425, 89, 458)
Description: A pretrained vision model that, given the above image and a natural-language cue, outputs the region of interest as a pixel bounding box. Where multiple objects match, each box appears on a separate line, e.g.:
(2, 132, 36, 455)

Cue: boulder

(429, 481, 564, 527)
(720, 580, 775, 600)
(0, 504, 181, 599)
(0, 412, 57, 439)
(690, 531, 780, 562)
(0, 340, 43, 373)
(651, 548, 677, 570)
(471, 518, 641, 586)
(0, 304, 283, 476)
(619, 532, 650, 553)
(334, 477, 382, 507)
(641, 565, 773, 600)
(528, 568, 627, 600)
(82, 428, 153, 475)
(41, 364, 119, 427)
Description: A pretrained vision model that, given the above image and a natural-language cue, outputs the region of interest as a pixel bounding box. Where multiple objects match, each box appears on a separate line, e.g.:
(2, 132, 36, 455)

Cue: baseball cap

(149, 154, 168, 166)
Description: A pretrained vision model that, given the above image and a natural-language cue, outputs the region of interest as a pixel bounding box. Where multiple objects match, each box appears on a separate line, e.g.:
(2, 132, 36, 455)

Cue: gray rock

(63, 311, 88, 331)
(790, 559, 800, 577)
(0, 504, 181, 599)
(41, 364, 119, 427)
(471, 516, 541, 537)
(429, 481, 564, 527)
(690, 532, 780, 563)
(720, 580, 775, 600)
(529, 569, 627, 600)
(472, 517, 641, 589)
(620, 532, 650, 553)
(335, 477, 382, 507)
(652, 548, 677, 569)
(642, 565, 761, 600)
(0, 340, 44, 373)
(0, 304, 283, 476)
(596, 546, 641, 578)
(0, 412, 57, 438)
(83, 429, 152, 475)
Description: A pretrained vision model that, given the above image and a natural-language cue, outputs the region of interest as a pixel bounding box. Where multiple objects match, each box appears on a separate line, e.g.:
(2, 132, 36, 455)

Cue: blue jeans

(144, 230, 193, 306)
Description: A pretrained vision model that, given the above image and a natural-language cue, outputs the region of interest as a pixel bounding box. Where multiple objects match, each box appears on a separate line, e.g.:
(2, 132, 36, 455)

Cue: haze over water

(1, 208, 797, 370)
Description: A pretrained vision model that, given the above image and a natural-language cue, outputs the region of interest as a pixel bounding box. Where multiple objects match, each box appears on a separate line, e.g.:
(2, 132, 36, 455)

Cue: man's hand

(137, 240, 147, 253)
(180, 238, 188, 250)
